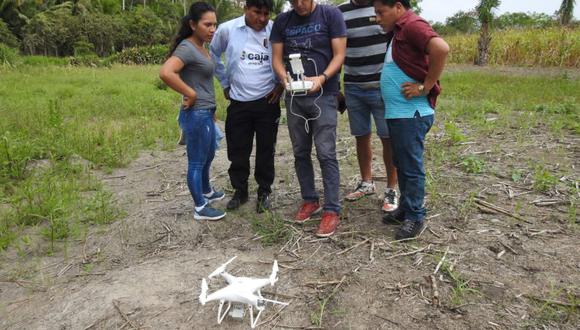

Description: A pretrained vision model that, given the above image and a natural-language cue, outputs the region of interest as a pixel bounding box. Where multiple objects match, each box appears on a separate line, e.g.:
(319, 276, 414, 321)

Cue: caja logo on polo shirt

(240, 50, 269, 65)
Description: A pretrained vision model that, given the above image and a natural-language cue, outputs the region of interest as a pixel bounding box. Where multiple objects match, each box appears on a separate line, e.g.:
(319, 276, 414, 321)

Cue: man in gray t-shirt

(271, 0, 346, 238)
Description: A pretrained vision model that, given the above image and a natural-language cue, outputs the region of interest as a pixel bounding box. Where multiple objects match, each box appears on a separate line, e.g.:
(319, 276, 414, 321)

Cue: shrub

(0, 43, 20, 66)
(21, 55, 69, 66)
(113, 45, 168, 65)
(67, 54, 110, 68)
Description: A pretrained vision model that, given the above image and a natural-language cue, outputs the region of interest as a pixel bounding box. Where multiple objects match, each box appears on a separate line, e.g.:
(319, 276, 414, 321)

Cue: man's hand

(401, 82, 425, 100)
(267, 83, 285, 104)
(183, 90, 197, 109)
(305, 75, 326, 94)
(223, 87, 231, 101)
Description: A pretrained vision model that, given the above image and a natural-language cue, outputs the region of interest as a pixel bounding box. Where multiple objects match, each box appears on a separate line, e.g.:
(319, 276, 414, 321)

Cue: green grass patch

(0, 64, 227, 251)
(440, 71, 579, 134)
(461, 155, 485, 174)
(250, 212, 293, 247)
(532, 165, 559, 193)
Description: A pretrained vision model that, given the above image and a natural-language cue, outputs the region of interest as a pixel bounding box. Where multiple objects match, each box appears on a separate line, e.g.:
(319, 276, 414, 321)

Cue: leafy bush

(67, 54, 110, 67)
(113, 45, 168, 65)
(0, 43, 19, 66)
(461, 156, 485, 174)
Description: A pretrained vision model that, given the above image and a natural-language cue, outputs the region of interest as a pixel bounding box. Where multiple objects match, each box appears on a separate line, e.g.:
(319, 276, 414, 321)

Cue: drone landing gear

(249, 305, 264, 329)
(217, 300, 231, 324)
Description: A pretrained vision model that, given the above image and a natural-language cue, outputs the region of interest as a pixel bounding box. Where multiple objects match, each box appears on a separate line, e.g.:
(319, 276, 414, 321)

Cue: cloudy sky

(419, 0, 579, 23)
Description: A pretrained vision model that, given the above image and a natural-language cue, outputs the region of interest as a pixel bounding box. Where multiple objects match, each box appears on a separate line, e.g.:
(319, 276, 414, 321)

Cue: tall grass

(447, 27, 580, 67)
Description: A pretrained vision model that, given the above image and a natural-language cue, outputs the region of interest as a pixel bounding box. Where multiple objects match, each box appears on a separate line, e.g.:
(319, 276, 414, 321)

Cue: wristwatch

(417, 84, 425, 94)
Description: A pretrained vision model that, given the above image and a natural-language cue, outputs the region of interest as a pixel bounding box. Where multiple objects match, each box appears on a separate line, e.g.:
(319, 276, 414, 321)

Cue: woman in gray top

(160, 2, 226, 221)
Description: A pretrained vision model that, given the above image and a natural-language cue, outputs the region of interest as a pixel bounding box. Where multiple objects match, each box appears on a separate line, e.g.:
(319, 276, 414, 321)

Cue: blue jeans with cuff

(387, 111, 434, 222)
(179, 107, 216, 207)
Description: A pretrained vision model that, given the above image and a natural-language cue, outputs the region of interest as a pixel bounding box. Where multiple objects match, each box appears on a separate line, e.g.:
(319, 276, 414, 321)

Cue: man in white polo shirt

(210, 0, 284, 213)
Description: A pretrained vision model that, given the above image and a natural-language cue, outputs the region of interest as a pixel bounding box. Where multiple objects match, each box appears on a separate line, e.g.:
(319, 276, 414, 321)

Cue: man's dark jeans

(387, 111, 434, 222)
(225, 97, 280, 196)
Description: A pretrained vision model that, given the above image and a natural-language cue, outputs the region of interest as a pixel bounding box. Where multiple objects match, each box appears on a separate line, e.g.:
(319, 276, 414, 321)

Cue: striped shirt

(338, 1, 388, 85)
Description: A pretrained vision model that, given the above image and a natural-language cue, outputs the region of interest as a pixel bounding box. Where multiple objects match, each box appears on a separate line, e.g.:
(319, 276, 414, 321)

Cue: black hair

(246, 0, 273, 11)
(168, 2, 216, 57)
(372, 0, 411, 9)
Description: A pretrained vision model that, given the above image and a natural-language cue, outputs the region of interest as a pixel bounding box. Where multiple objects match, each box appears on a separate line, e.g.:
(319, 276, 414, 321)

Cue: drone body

(199, 256, 288, 328)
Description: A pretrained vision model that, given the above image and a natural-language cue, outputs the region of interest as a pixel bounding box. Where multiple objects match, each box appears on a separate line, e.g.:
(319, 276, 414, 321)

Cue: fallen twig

(256, 299, 292, 327)
(474, 199, 531, 223)
(524, 294, 580, 308)
(336, 238, 370, 255)
(386, 244, 431, 260)
(433, 246, 450, 274)
(112, 300, 139, 329)
(425, 275, 440, 307)
(372, 313, 401, 326)
(498, 240, 518, 255)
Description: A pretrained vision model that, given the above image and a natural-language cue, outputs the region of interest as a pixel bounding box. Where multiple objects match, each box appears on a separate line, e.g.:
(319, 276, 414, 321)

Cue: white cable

(288, 58, 323, 134)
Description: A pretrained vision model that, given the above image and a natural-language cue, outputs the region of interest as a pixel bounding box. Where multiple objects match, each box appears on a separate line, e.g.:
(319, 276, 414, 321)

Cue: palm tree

(559, 0, 575, 25)
(475, 0, 500, 66)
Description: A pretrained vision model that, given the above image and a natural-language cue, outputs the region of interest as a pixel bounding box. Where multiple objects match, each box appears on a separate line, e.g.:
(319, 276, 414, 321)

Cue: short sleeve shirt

(172, 40, 216, 110)
(270, 5, 346, 95)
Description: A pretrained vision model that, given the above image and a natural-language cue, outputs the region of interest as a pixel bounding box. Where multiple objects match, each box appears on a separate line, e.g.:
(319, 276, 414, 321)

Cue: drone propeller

(269, 260, 279, 286)
(209, 256, 237, 278)
(199, 278, 208, 305)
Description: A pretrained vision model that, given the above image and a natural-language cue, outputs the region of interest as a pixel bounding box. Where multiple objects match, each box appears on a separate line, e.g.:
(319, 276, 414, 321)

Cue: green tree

(495, 12, 555, 29)
(475, 0, 500, 66)
(410, 0, 422, 15)
(21, 2, 80, 56)
(559, 0, 575, 25)
(206, 0, 243, 23)
(0, 18, 19, 47)
(445, 10, 478, 34)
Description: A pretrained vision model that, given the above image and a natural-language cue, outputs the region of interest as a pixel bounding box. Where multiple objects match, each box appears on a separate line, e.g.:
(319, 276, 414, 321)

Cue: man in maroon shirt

(373, 0, 449, 240)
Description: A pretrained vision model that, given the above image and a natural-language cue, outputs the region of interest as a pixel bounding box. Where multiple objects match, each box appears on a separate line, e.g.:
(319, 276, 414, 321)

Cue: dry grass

(447, 27, 580, 67)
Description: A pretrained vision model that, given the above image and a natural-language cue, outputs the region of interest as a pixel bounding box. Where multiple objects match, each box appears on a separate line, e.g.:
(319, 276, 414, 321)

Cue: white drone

(199, 256, 289, 328)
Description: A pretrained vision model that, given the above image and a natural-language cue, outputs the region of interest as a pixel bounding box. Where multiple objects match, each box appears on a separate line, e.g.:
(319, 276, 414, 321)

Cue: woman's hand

(183, 90, 197, 109)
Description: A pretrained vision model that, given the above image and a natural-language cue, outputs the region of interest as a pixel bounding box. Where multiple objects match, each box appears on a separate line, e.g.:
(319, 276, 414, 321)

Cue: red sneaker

(316, 211, 340, 237)
(294, 201, 322, 223)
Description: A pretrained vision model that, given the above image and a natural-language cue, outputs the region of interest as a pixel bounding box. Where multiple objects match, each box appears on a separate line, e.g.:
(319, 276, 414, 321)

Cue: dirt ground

(1, 73, 579, 329)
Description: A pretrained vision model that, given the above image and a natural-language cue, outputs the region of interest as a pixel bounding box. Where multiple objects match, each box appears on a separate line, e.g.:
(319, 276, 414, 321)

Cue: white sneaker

(345, 181, 376, 201)
(382, 188, 399, 212)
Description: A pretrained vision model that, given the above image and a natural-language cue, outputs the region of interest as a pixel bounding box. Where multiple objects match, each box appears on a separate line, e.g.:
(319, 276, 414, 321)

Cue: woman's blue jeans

(179, 107, 216, 207)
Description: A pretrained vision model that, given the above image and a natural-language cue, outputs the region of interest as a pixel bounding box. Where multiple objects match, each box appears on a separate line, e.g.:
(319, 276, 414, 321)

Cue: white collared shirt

(210, 15, 277, 102)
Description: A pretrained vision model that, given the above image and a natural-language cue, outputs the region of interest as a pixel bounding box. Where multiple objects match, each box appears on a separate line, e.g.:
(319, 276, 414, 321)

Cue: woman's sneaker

(382, 188, 399, 212)
(204, 188, 225, 204)
(345, 181, 376, 201)
(194, 206, 226, 221)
